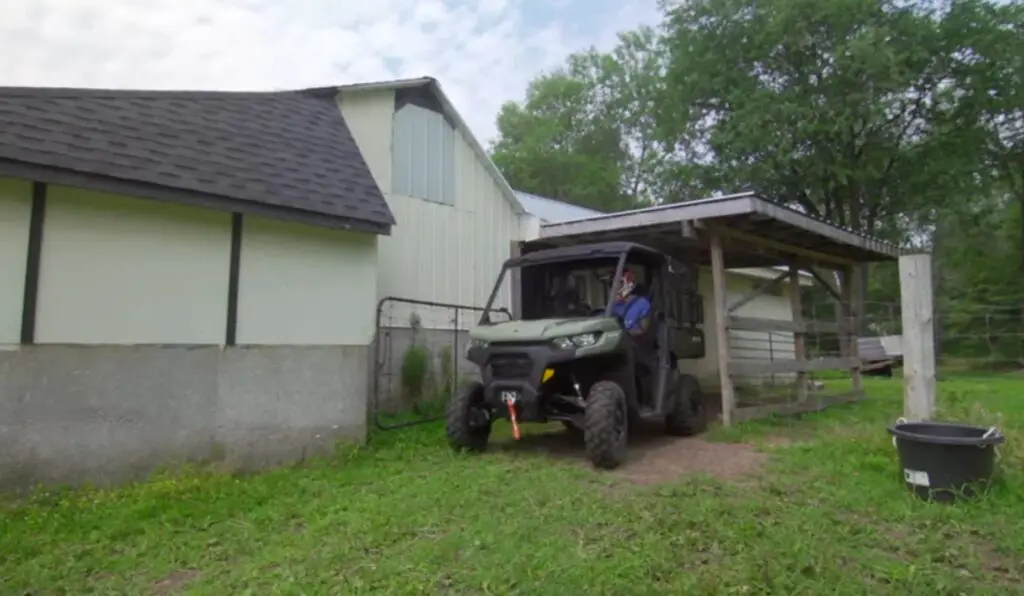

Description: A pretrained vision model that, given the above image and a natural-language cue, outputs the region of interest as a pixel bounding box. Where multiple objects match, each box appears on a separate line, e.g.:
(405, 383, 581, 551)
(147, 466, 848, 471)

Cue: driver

(611, 269, 650, 335)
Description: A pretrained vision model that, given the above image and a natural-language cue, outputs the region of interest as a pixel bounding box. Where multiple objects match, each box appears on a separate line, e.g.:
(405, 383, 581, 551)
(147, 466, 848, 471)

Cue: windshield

(481, 254, 649, 323)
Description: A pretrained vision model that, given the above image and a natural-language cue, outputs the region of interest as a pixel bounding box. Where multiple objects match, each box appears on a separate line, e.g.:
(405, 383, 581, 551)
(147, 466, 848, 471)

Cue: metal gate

(372, 296, 510, 430)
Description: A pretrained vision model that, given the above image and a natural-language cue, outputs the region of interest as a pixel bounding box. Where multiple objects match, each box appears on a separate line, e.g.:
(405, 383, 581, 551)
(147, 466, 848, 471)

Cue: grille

(489, 354, 532, 379)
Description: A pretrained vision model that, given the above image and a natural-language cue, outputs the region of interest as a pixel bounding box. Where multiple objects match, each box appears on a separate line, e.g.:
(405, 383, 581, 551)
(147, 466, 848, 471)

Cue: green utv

(446, 241, 709, 469)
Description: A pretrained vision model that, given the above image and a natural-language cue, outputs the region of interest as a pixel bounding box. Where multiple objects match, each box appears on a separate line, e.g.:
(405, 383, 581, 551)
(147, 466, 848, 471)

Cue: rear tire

(446, 381, 491, 452)
(665, 373, 707, 436)
(584, 380, 629, 469)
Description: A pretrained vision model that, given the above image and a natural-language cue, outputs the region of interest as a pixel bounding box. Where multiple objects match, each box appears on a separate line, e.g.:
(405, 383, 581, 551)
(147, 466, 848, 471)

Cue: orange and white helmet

(617, 269, 636, 300)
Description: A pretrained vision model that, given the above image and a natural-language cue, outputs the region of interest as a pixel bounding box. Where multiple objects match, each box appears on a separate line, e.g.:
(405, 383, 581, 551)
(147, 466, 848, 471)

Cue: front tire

(446, 381, 492, 452)
(665, 373, 707, 436)
(584, 380, 629, 469)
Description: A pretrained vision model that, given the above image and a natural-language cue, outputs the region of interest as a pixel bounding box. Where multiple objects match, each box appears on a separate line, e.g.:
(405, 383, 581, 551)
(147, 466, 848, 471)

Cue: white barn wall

(338, 90, 518, 331)
(236, 216, 378, 345)
(679, 268, 797, 390)
(0, 183, 379, 490)
(0, 178, 31, 345)
(34, 186, 232, 345)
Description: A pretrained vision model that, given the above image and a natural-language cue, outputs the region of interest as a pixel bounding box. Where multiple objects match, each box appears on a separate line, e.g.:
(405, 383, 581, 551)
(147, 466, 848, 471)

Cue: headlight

(553, 337, 574, 350)
(553, 333, 600, 350)
(466, 338, 488, 357)
(571, 332, 599, 347)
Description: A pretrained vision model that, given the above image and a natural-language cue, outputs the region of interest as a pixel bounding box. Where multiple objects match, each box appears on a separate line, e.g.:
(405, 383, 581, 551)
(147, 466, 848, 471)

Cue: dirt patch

(496, 425, 768, 485)
(614, 437, 768, 485)
(151, 570, 198, 595)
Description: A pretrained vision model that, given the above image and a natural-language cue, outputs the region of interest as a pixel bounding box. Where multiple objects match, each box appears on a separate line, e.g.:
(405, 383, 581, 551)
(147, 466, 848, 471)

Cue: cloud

(0, 0, 660, 142)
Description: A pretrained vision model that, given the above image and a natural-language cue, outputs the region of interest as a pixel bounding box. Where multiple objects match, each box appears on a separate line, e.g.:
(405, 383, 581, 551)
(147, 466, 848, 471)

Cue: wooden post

(788, 263, 807, 401)
(842, 265, 863, 393)
(899, 254, 936, 420)
(709, 230, 735, 426)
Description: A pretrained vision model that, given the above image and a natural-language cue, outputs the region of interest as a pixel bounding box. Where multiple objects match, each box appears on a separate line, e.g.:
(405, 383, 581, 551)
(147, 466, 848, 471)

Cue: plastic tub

(888, 419, 1004, 502)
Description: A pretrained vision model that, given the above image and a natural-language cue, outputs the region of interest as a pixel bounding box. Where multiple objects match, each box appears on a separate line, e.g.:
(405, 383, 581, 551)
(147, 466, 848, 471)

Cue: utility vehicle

(445, 241, 708, 469)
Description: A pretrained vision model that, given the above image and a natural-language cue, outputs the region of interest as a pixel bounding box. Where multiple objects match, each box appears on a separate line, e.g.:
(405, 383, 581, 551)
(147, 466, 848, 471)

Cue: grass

(2, 375, 1023, 595)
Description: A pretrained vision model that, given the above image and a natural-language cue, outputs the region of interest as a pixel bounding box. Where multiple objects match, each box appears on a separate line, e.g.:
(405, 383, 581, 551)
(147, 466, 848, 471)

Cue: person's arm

(626, 298, 651, 335)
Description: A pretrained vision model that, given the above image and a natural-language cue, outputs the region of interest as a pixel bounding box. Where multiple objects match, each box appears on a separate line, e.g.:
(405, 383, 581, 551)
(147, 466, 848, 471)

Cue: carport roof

(533, 192, 902, 268)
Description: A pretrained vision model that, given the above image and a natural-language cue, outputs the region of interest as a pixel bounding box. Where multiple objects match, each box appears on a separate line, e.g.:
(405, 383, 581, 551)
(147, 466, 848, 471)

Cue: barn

(0, 77, 901, 489)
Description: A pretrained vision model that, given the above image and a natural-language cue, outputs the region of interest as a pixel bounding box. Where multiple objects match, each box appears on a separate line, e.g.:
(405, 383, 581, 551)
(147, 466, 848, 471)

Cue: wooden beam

(709, 229, 736, 426)
(729, 357, 861, 376)
(842, 264, 863, 392)
(727, 316, 839, 334)
(713, 226, 859, 266)
(899, 254, 936, 420)
(680, 219, 700, 239)
(732, 391, 865, 423)
(808, 266, 842, 301)
(727, 269, 791, 314)
(789, 261, 808, 402)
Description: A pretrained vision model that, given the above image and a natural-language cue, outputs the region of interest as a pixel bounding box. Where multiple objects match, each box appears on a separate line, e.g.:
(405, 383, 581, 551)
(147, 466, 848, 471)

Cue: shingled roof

(0, 86, 395, 234)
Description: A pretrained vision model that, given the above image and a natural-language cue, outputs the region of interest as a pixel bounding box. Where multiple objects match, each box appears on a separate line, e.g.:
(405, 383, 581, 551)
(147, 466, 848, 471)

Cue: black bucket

(888, 419, 1005, 503)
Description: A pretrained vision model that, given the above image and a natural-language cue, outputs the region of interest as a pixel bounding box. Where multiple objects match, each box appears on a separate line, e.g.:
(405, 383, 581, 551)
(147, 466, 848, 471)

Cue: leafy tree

(489, 29, 671, 212)
(490, 72, 632, 212)
(656, 0, 988, 234)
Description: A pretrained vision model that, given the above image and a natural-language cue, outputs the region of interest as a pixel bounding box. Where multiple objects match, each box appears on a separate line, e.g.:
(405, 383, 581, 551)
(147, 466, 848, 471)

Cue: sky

(0, 0, 662, 143)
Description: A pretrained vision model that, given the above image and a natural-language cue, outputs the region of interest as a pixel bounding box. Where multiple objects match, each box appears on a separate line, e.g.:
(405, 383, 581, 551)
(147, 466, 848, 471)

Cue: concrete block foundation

(0, 344, 369, 491)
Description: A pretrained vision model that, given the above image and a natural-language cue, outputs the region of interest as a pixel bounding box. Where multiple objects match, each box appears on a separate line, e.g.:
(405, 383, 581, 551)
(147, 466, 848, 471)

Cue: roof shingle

(0, 87, 394, 233)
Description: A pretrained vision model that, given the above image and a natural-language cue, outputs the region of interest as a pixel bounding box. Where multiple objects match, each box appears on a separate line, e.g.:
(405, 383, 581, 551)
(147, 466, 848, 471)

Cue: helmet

(617, 269, 636, 300)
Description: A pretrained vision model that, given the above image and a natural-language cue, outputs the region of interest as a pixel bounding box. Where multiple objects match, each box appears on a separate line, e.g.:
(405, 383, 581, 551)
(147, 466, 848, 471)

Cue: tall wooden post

(788, 263, 807, 402)
(709, 230, 735, 426)
(899, 254, 936, 420)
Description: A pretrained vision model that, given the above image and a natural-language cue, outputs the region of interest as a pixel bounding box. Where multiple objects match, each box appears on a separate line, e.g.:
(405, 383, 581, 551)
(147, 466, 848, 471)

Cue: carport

(519, 192, 929, 426)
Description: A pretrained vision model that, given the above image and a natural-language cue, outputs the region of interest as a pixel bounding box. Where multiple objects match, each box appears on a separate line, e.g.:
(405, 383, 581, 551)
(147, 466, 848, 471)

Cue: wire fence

(726, 297, 1024, 410)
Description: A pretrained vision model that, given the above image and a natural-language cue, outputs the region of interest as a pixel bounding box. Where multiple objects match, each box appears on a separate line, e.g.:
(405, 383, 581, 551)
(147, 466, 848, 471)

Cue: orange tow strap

(507, 401, 522, 440)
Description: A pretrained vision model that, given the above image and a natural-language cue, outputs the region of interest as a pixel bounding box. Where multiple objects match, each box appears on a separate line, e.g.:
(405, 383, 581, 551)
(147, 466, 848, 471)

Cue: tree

(489, 28, 672, 212)
(656, 0, 992, 235)
(490, 72, 632, 212)
(568, 27, 675, 204)
(656, 0, 1018, 331)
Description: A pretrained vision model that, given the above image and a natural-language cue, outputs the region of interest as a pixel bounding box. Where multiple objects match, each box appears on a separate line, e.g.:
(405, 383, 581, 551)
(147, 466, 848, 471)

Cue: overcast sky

(0, 0, 662, 143)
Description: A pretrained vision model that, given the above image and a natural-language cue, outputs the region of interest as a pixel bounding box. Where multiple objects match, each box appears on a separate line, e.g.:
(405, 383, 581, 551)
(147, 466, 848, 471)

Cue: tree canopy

(488, 0, 1023, 366)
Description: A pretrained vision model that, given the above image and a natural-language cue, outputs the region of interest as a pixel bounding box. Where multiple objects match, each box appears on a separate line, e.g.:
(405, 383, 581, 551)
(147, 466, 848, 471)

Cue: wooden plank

(729, 357, 861, 376)
(789, 262, 808, 402)
(732, 391, 865, 423)
(727, 269, 791, 314)
(899, 254, 936, 420)
(808, 266, 842, 301)
(727, 316, 839, 333)
(710, 230, 736, 426)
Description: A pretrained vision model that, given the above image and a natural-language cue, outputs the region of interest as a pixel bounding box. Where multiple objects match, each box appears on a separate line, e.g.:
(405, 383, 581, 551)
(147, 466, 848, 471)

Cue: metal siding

(337, 92, 520, 330)
(337, 90, 394, 194)
(391, 104, 454, 206)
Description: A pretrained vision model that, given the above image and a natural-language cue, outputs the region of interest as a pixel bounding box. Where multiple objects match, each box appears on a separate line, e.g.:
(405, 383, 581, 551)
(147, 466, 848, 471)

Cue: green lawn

(2, 376, 1022, 595)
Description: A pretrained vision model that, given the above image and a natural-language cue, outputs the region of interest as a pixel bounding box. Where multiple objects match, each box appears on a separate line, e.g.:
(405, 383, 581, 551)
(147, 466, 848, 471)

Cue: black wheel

(584, 380, 629, 469)
(665, 373, 707, 436)
(446, 381, 492, 452)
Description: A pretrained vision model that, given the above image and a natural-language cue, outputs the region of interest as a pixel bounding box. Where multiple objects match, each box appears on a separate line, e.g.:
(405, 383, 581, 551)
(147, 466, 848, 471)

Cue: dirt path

(495, 425, 768, 485)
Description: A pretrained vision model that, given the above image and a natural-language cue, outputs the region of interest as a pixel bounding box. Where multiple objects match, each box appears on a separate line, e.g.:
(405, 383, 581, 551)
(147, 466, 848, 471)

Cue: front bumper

(466, 342, 577, 420)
